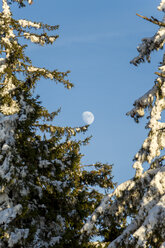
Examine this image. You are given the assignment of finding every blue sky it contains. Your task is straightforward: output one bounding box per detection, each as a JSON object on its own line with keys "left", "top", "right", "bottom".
{"left": 11, "top": 0, "right": 164, "bottom": 184}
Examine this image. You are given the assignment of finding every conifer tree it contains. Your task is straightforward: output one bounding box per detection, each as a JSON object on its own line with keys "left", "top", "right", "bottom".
{"left": 81, "top": 1, "right": 165, "bottom": 247}
{"left": 0, "top": 0, "right": 116, "bottom": 247}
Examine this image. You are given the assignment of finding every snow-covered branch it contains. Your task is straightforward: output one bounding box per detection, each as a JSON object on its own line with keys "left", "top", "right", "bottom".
{"left": 81, "top": 166, "right": 165, "bottom": 247}
{"left": 107, "top": 167, "right": 165, "bottom": 248}
{"left": 130, "top": 2, "right": 165, "bottom": 66}
{"left": 126, "top": 85, "right": 156, "bottom": 122}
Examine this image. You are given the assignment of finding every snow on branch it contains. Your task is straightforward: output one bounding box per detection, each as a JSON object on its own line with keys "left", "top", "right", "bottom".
{"left": 80, "top": 178, "right": 135, "bottom": 235}
{"left": 34, "top": 123, "right": 88, "bottom": 137}
{"left": 130, "top": 11, "right": 165, "bottom": 66}
{"left": 160, "top": 242, "right": 165, "bottom": 248}
{"left": 0, "top": 204, "right": 22, "bottom": 225}
{"left": 126, "top": 85, "right": 157, "bottom": 122}
{"left": 158, "top": 0, "right": 165, "bottom": 12}
{"left": 18, "top": 19, "right": 59, "bottom": 31}
{"left": 23, "top": 32, "right": 58, "bottom": 45}
{"left": 107, "top": 168, "right": 165, "bottom": 248}
{"left": 15, "top": 15, "right": 59, "bottom": 46}
{"left": 126, "top": 69, "right": 165, "bottom": 177}
{"left": 10, "top": 0, "right": 33, "bottom": 7}
{"left": 0, "top": 77, "right": 20, "bottom": 115}
{"left": 0, "top": 58, "right": 7, "bottom": 73}
{"left": 81, "top": 167, "right": 165, "bottom": 248}
{"left": 8, "top": 229, "right": 29, "bottom": 248}
{"left": 27, "top": 66, "right": 73, "bottom": 89}
{"left": 2, "top": 0, "right": 11, "bottom": 17}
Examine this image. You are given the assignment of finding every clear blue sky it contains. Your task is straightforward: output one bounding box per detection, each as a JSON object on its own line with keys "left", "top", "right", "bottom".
{"left": 11, "top": 0, "right": 164, "bottom": 184}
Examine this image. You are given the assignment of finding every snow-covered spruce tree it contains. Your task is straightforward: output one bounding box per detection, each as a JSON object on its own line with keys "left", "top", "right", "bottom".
{"left": 0, "top": 0, "right": 116, "bottom": 247}
{"left": 81, "top": 1, "right": 165, "bottom": 248}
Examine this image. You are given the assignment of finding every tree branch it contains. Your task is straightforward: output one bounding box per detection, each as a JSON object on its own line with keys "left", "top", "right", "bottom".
{"left": 155, "top": 71, "right": 165, "bottom": 77}
{"left": 136, "top": 13, "right": 165, "bottom": 27}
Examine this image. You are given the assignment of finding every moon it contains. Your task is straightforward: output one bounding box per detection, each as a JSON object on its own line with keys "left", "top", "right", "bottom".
{"left": 82, "top": 111, "right": 94, "bottom": 125}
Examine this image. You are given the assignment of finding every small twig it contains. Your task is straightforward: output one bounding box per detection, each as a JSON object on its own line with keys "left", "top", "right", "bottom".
{"left": 80, "top": 164, "right": 96, "bottom": 168}
{"left": 136, "top": 13, "right": 165, "bottom": 27}
{"left": 155, "top": 72, "right": 165, "bottom": 77}
{"left": 150, "top": 155, "right": 165, "bottom": 169}
{"left": 0, "top": 50, "right": 7, "bottom": 53}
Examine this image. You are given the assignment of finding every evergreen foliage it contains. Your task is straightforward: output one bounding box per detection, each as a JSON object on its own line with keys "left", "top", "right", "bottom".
{"left": 0, "top": 0, "right": 116, "bottom": 247}
{"left": 81, "top": 1, "right": 165, "bottom": 247}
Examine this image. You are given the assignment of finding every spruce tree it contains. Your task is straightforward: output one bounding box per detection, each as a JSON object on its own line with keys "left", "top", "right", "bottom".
{"left": 81, "top": 1, "right": 165, "bottom": 247}
{"left": 0, "top": 0, "right": 116, "bottom": 247}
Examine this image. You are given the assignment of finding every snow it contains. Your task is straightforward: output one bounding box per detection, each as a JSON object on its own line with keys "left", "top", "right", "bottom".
{"left": 0, "top": 77, "right": 20, "bottom": 115}
{"left": 39, "top": 159, "right": 51, "bottom": 168}
{"left": 54, "top": 159, "right": 66, "bottom": 170}
{"left": 39, "top": 176, "right": 65, "bottom": 193}
{"left": 0, "top": 205, "right": 22, "bottom": 225}
{"left": 0, "top": 58, "right": 6, "bottom": 66}
{"left": 24, "top": 32, "right": 57, "bottom": 45}
{"left": 0, "top": 193, "right": 9, "bottom": 206}
{"left": 107, "top": 169, "right": 165, "bottom": 247}
{"left": 126, "top": 74, "right": 165, "bottom": 176}
{"left": 158, "top": 0, "right": 165, "bottom": 11}
{"left": 160, "top": 242, "right": 165, "bottom": 248}
{"left": 25, "top": 33, "right": 41, "bottom": 43}
{"left": 20, "top": 187, "right": 29, "bottom": 196}
{"left": 126, "top": 86, "right": 156, "bottom": 119}
{"left": 131, "top": 195, "right": 165, "bottom": 247}
{"left": 0, "top": 155, "right": 11, "bottom": 181}
{"left": 33, "top": 229, "right": 62, "bottom": 248}
{"left": 18, "top": 19, "right": 41, "bottom": 29}
{"left": 154, "top": 27, "right": 165, "bottom": 45}
{"left": 49, "top": 236, "right": 61, "bottom": 246}
{"left": 8, "top": 229, "right": 29, "bottom": 247}
{"left": 2, "top": 144, "right": 10, "bottom": 151}
{"left": 19, "top": 95, "right": 34, "bottom": 122}
{"left": 130, "top": 13, "right": 165, "bottom": 66}
{"left": 0, "top": 63, "right": 7, "bottom": 73}
{"left": 2, "top": 0, "right": 11, "bottom": 17}
{"left": 27, "top": 66, "right": 54, "bottom": 80}
{"left": 0, "top": 114, "right": 17, "bottom": 144}
{"left": 81, "top": 166, "right": 165, "bottom": 247}
{"left": 81, "top": 179, "right": 135, "bottom": 234}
